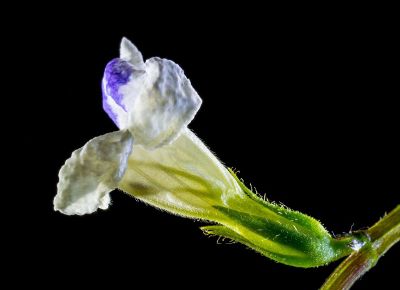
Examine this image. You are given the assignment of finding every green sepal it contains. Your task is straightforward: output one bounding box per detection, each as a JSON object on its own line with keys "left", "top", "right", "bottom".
{"left": 214, "top": 205, "right": 320, "bottom": 255}
{"left": 199, "top": 169, "right": 357, "bottom": 268}
{"left": 210, "top": 206, "right": 354, "bottom": 267}
{"left": 229, "top": 168, "right": 329, "bottom": 238}
{"left": 202, "top": 225, "right": 317, "bottom": 267}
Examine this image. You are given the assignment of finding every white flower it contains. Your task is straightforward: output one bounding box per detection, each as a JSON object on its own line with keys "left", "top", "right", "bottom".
{"left": 54, "top": 38, "right": 242, "bottom": 217}
{"left": 53, "top": 39, "right": 353, "bottom": 269}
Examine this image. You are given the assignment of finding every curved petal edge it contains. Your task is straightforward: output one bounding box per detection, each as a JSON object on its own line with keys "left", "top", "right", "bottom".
{"left": 54, "top": 130, "right": 133, "bottom": 215}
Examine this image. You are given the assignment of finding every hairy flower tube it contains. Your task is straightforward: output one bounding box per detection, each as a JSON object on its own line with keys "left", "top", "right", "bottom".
{"left": 54, "top": 38, "right": 362, "bottom": 268}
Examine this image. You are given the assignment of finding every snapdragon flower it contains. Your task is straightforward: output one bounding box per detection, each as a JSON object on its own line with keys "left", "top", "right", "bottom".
{"left": 54, "top": 38, "right": 361, "bottom": 267}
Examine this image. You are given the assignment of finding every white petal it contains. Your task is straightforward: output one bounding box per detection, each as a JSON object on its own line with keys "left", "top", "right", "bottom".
{"left": 54, "top": 130, "right": 133, "bottom": 215}
{"left": 119, "top": 129, "right": 242, "bottom": 220}
{"left": 120, "top": 37, "right": 145, "bottom": 70}
{"left": 119, "top": 57, "right": 202, "bottom": 149}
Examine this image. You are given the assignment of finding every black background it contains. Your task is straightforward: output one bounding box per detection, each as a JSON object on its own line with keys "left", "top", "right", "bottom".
{"left": 14, "top": 6, "right": 399, "bottom": 289}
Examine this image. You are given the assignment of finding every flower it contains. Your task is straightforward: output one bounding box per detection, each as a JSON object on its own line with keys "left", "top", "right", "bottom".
{"left": 54, "top": 37, "right": 241, "bottom": 217}
{"left": 54, "top": 38, "right": 358, "bottom": 268}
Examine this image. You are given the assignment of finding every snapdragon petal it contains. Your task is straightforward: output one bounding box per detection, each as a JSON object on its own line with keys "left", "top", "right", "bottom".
{"left": 54, "top": 130, "right": 133, "bottom": 215}
{"left": 102, "top": 38, "right": 202, "bottom": 149}
{"left": 119, "top": 129, "right": 243, "bottom": 221}
{"left": 102, "top": 58, "right": 144, "bottom": 128}
{"left": 120, "top": 37, "right": 145, "bottom": 69}
{"left": 123, "top": 57, "right": 202, "bottom": 148}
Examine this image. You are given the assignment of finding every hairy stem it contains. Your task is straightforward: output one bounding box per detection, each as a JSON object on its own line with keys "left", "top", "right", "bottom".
{"left": 321, "top": 205, "right": 400, "bottom": 290}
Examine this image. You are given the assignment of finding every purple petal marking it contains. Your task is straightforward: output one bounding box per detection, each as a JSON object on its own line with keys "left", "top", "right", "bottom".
{"left": 102, "top": 58, "right": 134, "bottom": 126}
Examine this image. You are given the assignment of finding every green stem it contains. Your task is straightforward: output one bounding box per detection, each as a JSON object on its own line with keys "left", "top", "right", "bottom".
{"left": 321, "top": 205, "right": 400, "bottom": 290}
